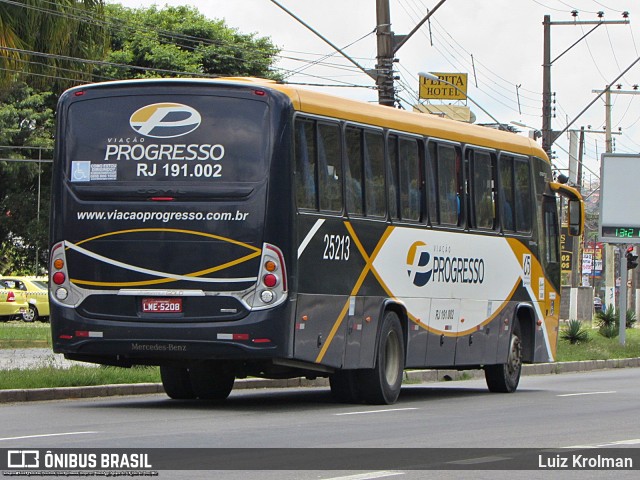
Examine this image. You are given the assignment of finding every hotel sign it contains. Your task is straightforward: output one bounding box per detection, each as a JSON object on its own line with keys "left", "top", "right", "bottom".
{"left": 419, "top": 73, "right": 468, "bottom": 100}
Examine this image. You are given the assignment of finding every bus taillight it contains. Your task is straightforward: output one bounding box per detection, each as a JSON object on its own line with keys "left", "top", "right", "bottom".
{"left": 263, "top": 274, "right": 277, "bottom": 288}
{"left": 50, "top": 241, "right": 70, "bottom": 301}
{"left": 52, "top": 272, "right": 66, "bottom": 285}
{"left": 247, "top": 243, "right": 288, "bottom": 310}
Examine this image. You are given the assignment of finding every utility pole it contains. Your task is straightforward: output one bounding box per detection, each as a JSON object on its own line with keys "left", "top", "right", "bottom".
{"left": 375, "top": 0, "right": 394, "bottom": 106}
{"left": 273, "top": 0, "right": 448, "bottom": 107}
{"left": 373, "top": 0, "right": 448, "bottom": 106}
{"left": 541, "top": 13, "right": 629, "bottom": 158}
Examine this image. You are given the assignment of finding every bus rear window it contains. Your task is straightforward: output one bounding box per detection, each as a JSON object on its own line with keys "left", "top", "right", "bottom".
{"left": 64, "top": 94, "right": 269, "bottom": 185}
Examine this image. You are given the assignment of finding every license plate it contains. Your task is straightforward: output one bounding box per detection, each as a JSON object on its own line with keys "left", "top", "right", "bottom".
{"left": 141, "top": 298, "right": 182, "bottom": 313}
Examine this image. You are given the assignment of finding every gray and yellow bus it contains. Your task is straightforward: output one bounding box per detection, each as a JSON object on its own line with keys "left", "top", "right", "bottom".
{"left": 49, "top": 77, "right": 583, "bottom": 404}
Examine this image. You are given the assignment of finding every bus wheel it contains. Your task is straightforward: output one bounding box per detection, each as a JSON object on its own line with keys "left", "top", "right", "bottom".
{"left": 189, "top": 362, "right": 235, "bottom": 401}
{"left": 160, "top": 366, "right": 196, "bottom": 400}
{"left": 485, "top": 321, "right": 522, "bottom": 393}
{"left": 358, "top": 311, "right": 404, "bottom": 405}
{"left": 329, "top": 370, "right": 361, "bottom": 403}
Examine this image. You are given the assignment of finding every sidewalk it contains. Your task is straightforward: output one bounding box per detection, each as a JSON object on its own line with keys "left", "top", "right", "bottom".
{"left": 1, "top": 348, "right": 639, "bottom": 403}
{"left": 0, "top": 348, "right": 93, "bottom": 370}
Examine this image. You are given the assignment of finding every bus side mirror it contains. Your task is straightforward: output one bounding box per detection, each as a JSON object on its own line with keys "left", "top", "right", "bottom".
{"left": 568, "top": 198, "right": 583, "bottom": 236}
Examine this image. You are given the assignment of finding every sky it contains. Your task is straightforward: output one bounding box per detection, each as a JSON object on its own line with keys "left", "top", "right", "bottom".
{"left": 113, "top": 0, "right": 640, "bottom": 185}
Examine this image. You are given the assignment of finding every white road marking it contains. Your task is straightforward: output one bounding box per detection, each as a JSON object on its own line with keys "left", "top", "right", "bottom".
{"left": 0, "top": 431, "right": 98, "bottom": 442}
{"left": 334, "top": 408, "right": 418, "bottom": 416}
{"left": 447, "top": 455, "right": 512, "bottom": 465}
{"left": 557, "top": 391, "right": 616, "bottom": 397}
{"left": 322, "top": 471, "right": 404, "bottom": 480}
{"left": 565, "top": 439, "right": 640, "bottom": 448}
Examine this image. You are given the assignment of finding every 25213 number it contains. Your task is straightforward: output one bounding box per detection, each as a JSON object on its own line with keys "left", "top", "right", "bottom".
{"left": 323, "top": 234, "right": 351, "bottom": 261}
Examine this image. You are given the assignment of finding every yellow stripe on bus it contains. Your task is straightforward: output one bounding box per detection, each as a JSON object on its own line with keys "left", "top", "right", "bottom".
{"left": 69, "top": 228, "right": 262, "bottom": 287}
{"left": 314, "top": 224, "right": 394, "bottom": 364}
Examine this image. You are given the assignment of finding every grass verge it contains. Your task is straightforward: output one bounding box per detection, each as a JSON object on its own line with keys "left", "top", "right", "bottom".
{"left": 556, "top": 326, "right": 640, "bottom": 362}
{"left": 0, "top": 321, "right": 50, "bottom": 348}
{"left": 0, "top": 365, "right": 160, "bottom": 390}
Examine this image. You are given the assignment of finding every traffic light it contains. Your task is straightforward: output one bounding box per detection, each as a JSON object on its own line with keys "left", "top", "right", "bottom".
{"left": 626, "top": 246, "right": 638, "bottom": 270}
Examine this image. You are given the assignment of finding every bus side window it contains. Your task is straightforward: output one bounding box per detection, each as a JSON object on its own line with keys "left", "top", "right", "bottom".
{"left": 387, "top": 134, "right": 400, "bottom": 220}
{"left": 426, "top": 142, "right": 438, "bottom": 224}
{"left": 398, "top": 137, "right": 421, "bottom": 221}
{"left": 469, "top": 149, "right": 497, "bottom": 230}
{"left": 364, "top": 130, "right": 386, "bottom": 217}
{"left": 499, "top": 155, "right": 532, "bottom": 233}
{"left": 345, "top": 126, "right": 364, "bottom": 215}
{"left": 317, "top": 122, "right": 343, "bottom": 213}
{"left": 294, "top": 118, "right": 317, "bottom": 210}
{"left": 437, "top": 144, "right": 461, "bottom": 226}
{"left": 499, "top": 155, "right": 515, "bottom": 231}
{"left": 543, "top": 195, "right": 560, "bottom": 264}
{"left": 514, "top": 158, "right": 532, "bottom": 232}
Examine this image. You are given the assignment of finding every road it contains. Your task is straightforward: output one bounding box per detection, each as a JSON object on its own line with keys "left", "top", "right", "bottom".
{"left": 1, "top": 368, "right": 639, "bottom": 479}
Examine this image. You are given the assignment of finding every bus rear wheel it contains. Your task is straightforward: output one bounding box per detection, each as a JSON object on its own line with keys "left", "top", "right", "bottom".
{"left": 485, "top": 321, "right": 522, "bottom": 393}
{"left": 160, "top": 366, "right": 196, "bottom": 400}
{"left": 189, "top": 362, "right": 235, "bottom": 401}
{"left": 358, "top": 311, "right": 404, "bottom": 405}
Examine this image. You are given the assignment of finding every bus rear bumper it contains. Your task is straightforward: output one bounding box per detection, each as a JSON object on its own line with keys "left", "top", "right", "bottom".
{"left": 50, "top": 305, "right": 290, "bottom": 367}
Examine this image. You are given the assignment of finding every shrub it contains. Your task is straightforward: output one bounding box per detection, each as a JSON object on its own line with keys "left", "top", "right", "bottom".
{"left": 595, "top": 305, "right": 619, "bottom": 338}
{"left": 599, "top": 323, "right": 619, "bottom": 339}
{"left": 626, "top": 309, "right": 637, "bottom": 329}
{"left": 560, "top": 319, "right": 590, "bottom": 344}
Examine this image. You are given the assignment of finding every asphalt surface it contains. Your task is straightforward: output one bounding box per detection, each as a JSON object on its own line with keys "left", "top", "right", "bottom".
{"left": 1, "top": 347, "right": 640, "bottom": 403}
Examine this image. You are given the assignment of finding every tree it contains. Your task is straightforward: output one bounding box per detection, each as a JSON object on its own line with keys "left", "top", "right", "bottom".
{"left": 0, "top": 82, "right": 55, "bottom": 274}
{"left": 101, "top": 4, "right": 281, "bottom": 80}
{"left": 0, "top": 0, "right": 108, "bottom": 90}
{"left": 0, "top": 3, "right": 281, "bottom": 273}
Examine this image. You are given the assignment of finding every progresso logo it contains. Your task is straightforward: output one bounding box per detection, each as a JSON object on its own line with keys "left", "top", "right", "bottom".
{"left": 406, "top": 241, "right": 432, "bottom": 287}
{"left": 129, "top": 103, "right": 202, "bottom": 138}
{"left": 406, "top": 241, "right": 486, "bottom": 287}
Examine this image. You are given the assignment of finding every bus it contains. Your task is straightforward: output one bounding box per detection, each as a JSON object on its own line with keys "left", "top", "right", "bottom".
{"left": 49, "top": 77, "right": 583, "bottom": 404}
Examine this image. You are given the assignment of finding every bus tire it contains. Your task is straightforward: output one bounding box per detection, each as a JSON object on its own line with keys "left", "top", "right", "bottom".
{"left": 329, "top": 370, "right": 361, "bottom": 403}
{"left": 358, "top": 311, "right": 404, "bottom": 405}
{"left": 189, "top": 363, "right": 235, "bottom": 401}
{"left": 485, "top": 320, "right": 522, "bottom": 393}
{"left": 160, "top": 366, "right": 196, "bottom": 400}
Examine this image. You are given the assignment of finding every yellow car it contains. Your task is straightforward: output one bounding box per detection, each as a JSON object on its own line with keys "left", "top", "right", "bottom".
{"left": 0, "top": 276, "right": 49, "bottom": 322}
{"left": 0, "top": 281, "right": 28, "bottom": 320}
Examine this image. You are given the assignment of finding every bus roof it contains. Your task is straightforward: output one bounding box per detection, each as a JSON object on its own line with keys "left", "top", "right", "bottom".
{"left": 65, "top": 77, "right": 549, "bottom": 163}
{"left": 217, "top": 77, "right": 548, "bottom": 163}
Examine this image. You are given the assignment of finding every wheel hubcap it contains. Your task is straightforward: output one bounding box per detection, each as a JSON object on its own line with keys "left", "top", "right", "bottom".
{"left": 507, "top": 335, "right": 522, "bottom": 377}
{"left": 384, "top": 330, "right": 400, "bottom": 385}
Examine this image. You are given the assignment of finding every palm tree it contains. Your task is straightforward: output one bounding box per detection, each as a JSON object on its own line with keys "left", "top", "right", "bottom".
{"left": 0, "top": 0, "right": 108, "bottom": 91}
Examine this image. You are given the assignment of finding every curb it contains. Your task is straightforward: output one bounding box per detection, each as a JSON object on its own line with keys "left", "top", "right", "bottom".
{"left": 2, "top": 358, "right": 639, "bottom": 404}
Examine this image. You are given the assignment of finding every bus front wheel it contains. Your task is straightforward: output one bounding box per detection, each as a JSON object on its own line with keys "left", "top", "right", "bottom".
{"left": 358, "top": 311, "right": 405, "bottom": 405}
{"left": 484, "top": 321, "right": 522, "bottom": 393}
{"left": 160, "top": 366, "right": 196, "bottom": 400}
